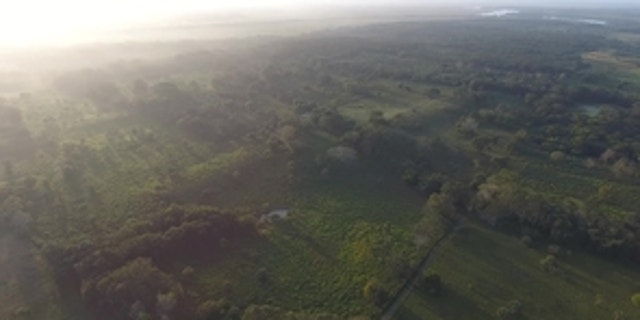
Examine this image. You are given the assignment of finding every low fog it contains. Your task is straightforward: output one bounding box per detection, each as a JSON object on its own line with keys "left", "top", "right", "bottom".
{"left": 1, "top": 1, "right": 639, "bottom": 94}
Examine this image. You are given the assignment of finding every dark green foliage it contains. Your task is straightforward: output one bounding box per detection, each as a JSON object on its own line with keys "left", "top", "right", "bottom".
{"left": 369, "top": 110, "right": 387, "bottom": 126}
{"left": 41, "top": 205, "right": 257, "bottom": 319}
{"left": 520, "top": 235, "right": 533, "bottom": 248}
{"left": 67, "top": 206, "right": 256, "bottom": 282}
{"left": 496, "top": 300, "right": 523, "bottom": 320}
{"left": 423, "top": 192, "right": 458, "bottom": 222}
{"left": 13, "top": 306, "right": 31, "bottom": 317}
{"left": 255, "top": 268, "right": 269, "bottom": 285}
{"left": 240, "top": 305, "right": 340, "bottom": 320}
{"left": 388, "top": 257, "right": 412, "bottom": 281}
{"left": 631, "top": 293, "right": 640, "bottom": 307}
{"left": 0, "top": 104, "right": 34, "bottom": 158}
{"left": 474, "top": 170, "right": 640, "bottom": 264}
{"left": 418, "top": 174, "right": 445, "bottom": 196}
{"left": 349, "top": 125, "right": 419, "bottom": 163}
{"left": 181, "top": 266, "right": 195, "bottom": 278}
{"left": 539, "top": 255, "right": 560, "bottom": 274}
{"left": 425, "top": 88, "right": 441, "bottom": 99}
{"left": 548, "top": 244, "right": 563, "bottom": 256}
{"left": 363, "top": 279, "right": 389, "bottom": 307}
{"left": 53, "top": 70, "right": 127, "bottom": 110}
{"left": 197, "top": 299, "right": 234, "bottom": 320}
{"left": 413, "top": 198, "right": 452, "bottom": 248}
{"left": 314, "top": 107, "right": 354, "bottom": 136}
{"left": 241, "top": 305, "right": 284, "bottom": 320}
{"left": 222, "top": 280, "right": 234, "bottom": 296}
{"left": 82, "top": 258, "right": 183, "bottom": 319}
{"left": 402, "top": 167, "right": 420, "bottom": 187}
{"left": 614, "top": 310, "right": 628, "bottom": 320}
{"left": 136, "top": 314, "right": 152, "bottom": 320}
{"left": 420, "top": 273, "right": 443, "bottom": 297}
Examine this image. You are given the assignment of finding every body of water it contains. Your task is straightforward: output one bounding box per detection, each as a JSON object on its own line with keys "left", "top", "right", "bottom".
{"left": 543, "top": 16, "right": 607, "bottom": 25}
{"left": 579, "top": 105, "right": 602, "bottom": 117}
{"left": 480, "top": 9, "right": 519, "bottom": 17}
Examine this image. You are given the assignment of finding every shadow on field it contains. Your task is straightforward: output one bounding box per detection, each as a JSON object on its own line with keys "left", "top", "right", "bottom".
{"left": 395, "top": 287, "right": 494, "bottom": 320}
{"left": 275, "top": 219, "right": 335, "bottom": 261}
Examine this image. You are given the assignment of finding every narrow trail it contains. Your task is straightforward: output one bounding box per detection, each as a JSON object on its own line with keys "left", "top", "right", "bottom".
{"left": 380, "top": 218, "right": 466, "bottom": 320}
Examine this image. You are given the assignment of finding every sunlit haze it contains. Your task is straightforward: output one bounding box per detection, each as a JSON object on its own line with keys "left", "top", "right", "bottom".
{"left": 0, "top": 0, "right": 636, "bottom": 46}
{"left": 0, "top": 0, "right": 305, "bottom": 47}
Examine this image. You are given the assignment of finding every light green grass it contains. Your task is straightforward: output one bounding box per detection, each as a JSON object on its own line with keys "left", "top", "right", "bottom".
{"left": 397, "top": 223, "right": 640, "bottom": 320}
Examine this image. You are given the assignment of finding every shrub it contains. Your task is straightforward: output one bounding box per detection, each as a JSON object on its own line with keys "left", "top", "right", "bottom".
{"left": 256, "top": 268, "right": 269, "bottom": 285}
{"left": 426, "top": 88, "right": 441, "bottom": 99}
{"left": 363, "top": 279, "right": 389, "bottom": 307}
{"left": 496, "top": 300, "right": 523, "bottom": 319}
{"left": 135, "top": 313, "right": 152, "bottom": 320}
{"left": 13, "top": 306, "right": 31, "bottom": 317}
{"left": 550, "top": 151, "right": 566, "bottom": 162}
{"left": 326, "top": 146, "right": 358, "bottom": 164}
{"left": 631, "top": 293, "right": 640, "bottom": 307}
{"left": 520, "top": 235, "right": 533, "bottom": 248}
{"left": 402, "top": 167, "right": 419, "bottom": 187}
{"left": 181, "top": 266, "right": 195, "bottom": 278}
{"left": 612, "top": 158, "right": 637, "bottom": 177}
{"left": 418, "top": 174, "right": 445, "bottom": 196}
{"left": 88, "top": 258, "right": 183, "bottom": 319}
{"left": 547, "top": 244, "right": 562, "bottom": 256}
{"left": 594, "top": 293, "right": 605, "bottom": 307}
{"left": 539, "top": 255, "right": 560, "bottom": 273}
{"left": 614, "top": 310, "right": 627, "bottom": 320}
{"left": 156, "top": 292, "right": 178, "bottom": 314}
{"left": 389, "top": 258, "right": 412, "bottom": 280}
{"left": 456, "top": 116, "right": 479, "bottom": 135}
{"left": 197, "top": 299, "right": 230, "bottom": 320}
{"left": 241, "top": 304, "right": 285, "bottom": 320}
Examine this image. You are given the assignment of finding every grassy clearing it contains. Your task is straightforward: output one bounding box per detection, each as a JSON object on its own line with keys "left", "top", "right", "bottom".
{"left": 582, "top": 51, "right": 640, "bottom": 83}
{"left": 397, "top": 223, "right": 640, "bottom": 320}
{"left": 582, "top": 51, "right": 640, "bottom": 70}
{"left": 190, "top": 148, "right": 294, "bottom": 209}
{"left": 336, "top": 79, "right": 454, "bottom": 123}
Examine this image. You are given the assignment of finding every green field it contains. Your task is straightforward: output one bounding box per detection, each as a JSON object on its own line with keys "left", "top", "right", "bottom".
{"left": 397, "top": 223, "right": 640, "bottom": 320}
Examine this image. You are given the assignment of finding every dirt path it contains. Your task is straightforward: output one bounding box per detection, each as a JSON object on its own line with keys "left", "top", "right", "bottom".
{"left": 380, "top": 218, "right": 466, "bottom": 320}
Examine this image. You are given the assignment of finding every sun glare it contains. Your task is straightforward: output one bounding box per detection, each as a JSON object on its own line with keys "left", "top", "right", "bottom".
{"left": 0, "top": 1, "right": 135, "bottom": 47}
{"left": 0, "top": 0, "right": 304, "bottom": 47}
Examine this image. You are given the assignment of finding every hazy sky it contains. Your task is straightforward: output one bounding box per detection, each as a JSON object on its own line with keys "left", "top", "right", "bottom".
{"left": 0, "top": 0, "right": 636, "bottom": 46}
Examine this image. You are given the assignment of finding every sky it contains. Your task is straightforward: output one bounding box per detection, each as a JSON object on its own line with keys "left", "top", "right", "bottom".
{"left": 0, "top": 0, "right": 636, "bottom": 47}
